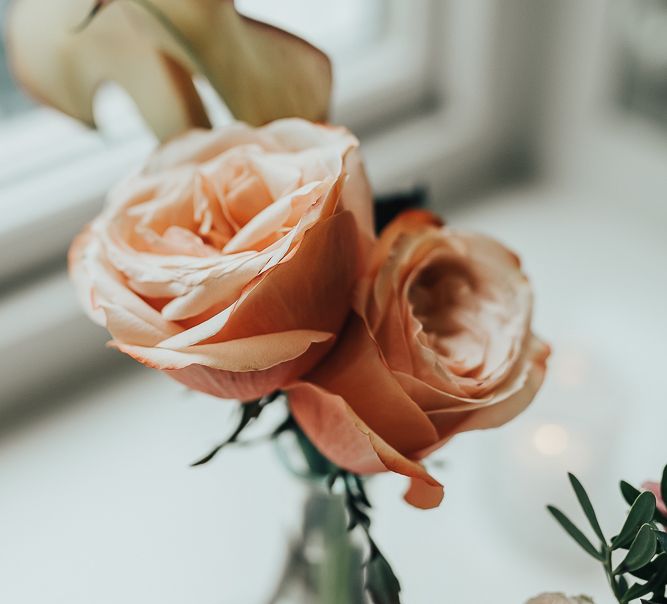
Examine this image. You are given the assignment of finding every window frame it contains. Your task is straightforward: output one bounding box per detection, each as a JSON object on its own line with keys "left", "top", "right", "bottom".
{"left": 538, "top": 0, "right": 667, "bottom": 201}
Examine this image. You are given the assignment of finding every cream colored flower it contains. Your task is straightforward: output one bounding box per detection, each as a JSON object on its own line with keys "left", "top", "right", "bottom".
{"left": 526, "top": 594, "right": 594, "bottom": 604}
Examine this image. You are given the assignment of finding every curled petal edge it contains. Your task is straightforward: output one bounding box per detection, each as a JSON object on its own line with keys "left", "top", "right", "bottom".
{"left": 288, "top": 381, "right": 443, "bottom": 509}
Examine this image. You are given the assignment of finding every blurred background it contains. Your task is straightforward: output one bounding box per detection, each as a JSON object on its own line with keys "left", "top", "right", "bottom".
{"left": 1, "top": 1, "right": 666, "bottom": 602}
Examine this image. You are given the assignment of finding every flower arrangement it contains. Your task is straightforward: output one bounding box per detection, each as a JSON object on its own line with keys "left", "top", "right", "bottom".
{"left": 6, "top": 1, "right": 551, "bottom": 601}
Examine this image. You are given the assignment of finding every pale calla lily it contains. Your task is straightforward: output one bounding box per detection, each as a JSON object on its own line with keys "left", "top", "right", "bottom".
{"left": 7, "top": 0, "right": 332, "bottom": 140}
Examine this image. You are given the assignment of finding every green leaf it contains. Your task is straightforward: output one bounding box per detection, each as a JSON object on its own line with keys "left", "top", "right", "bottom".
{"left": 622, "top": 556, "right": 667, "bottom": 602}
{"left": 547, "top": 505, "right": 603, "bottom": 560}
{"left": 631, "top": 553, "right": 666, "bottom": 580}
{"left": 569, "top": 473, "right": 606, "bottom": 543}
{"left": 661, "top": 465, "right": 667, "bottom": 511}
{"left": 366, "top": 551, "right": 402, "bottom": 604}
{"left": 655, "top": 530, "right": 667, "bottom": 554}
{"left": 621, "top": 481, "right": 642, "bottom": 507}
{"left": 190, "top": 395, "right": 277, "bottom": 466}
{"left": 613, "top": 492, "right": 658, "bottom": 550}
{"left": 617, "top": 524, "right": 658, "bottom": 574}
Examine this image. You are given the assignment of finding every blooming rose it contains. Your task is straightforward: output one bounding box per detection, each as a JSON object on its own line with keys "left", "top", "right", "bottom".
{"left": 70, "top": 118, "right": 374, "bottom": 400}
{"left": 288, "top": 211, "right": 550, "bottom": 508}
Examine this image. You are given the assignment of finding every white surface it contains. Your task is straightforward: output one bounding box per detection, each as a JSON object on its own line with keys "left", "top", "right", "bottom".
{"left": 1, "top": 183, "right": 666, "bottom": 603}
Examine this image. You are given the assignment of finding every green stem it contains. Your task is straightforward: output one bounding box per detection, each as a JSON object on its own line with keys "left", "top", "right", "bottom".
{"left": 294, "top": 423, "right": 337, "bottom": 477}
{"left": 603, "top": 545, "right": 625, "bottom": 603}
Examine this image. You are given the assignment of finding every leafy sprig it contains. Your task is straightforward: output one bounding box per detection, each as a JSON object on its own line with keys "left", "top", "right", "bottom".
{"left": 190, "top": 391, "right": 283, "bottom": 466}
{"left": 191, "top": 392, "right": 402, "bottom": 603}
{"left": 327, "top": 469, "right": 402, "bottom": 604}
{"left": 548, "top": 466, "right": 667, "bottom": 603}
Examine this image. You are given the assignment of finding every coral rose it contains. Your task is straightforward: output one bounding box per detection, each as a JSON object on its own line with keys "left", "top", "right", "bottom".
{"left": 70, "top": 118, "right": 374, "bottom": 400}
{"left": 288, "top": 211, "right": 550, "bottom": 509}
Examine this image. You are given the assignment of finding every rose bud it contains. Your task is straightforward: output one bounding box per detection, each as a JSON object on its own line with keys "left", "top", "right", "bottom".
{"left": 70, "top": 119, "right": 374, "bottom": 400}
{"left": 288, "top": 210, "right": 550, "bottom": 509}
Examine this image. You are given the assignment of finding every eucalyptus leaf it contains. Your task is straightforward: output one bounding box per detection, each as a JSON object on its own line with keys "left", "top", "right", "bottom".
{"left": 547, "top": 505, "right": 603, "bottom": 560}
{"left": 366, "top": 552, "right": 402, "bottom": 604}
{"left": 661, "top": 465, "right": 667, "bottom": 512}
{"left": 569, "top": 473, "right": 606, "bottom": 543}
{"left": 613, "top": 492, "right": 658, "bottom": 550}
{"left": 618, "top": 524, "right": 658, "bottom": 574}
{"left": 630, "top": 553, "right": 667, "bottom": 581}
{"left": 622, "top": 481, "right": 643, "bottom": 507}
{"left": 622, "top": 557, "right": 667, "bottom": 603}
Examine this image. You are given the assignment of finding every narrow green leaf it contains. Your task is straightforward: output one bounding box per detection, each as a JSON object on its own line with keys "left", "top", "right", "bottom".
{"left": 617, "top": 524, "right": 658, "bottom": 574}
{"left": 613, "top": 492, "right": 658, "bottom": 550}
{"left": 547, "top": 505, "right": 603, "bottom": 560}
{"left": 190, "top": 396, "right": 271, "bottom": 466}
{"left": 621, "top": 481, "right": 642, "bottom": 507}
{"left": 569, "top": 473, "right": 606, "bottom": 543}
{"left": 661, "top": 465, "right": 667, "bottom": 511}
{"left": 366, "top": 551, "right": 402, "bottom": 604}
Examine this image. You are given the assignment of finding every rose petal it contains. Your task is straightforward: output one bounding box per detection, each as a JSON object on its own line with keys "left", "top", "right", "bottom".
{"left": 306, "top": 314, "right": 439, "bottom": 454}
{"left": 217, "top": 211, "right": 359, "bottom": 343}
{"left": 288, "top": 381, "right": 443, "bottom": 509}
{"left": 414, "top": 335, "right": 550, "bottom": 459}
{"left": 115, "top": 329, "right": 334, "bottom": 372}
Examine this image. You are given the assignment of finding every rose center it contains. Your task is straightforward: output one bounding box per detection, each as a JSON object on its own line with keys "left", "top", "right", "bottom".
{"left": 408, "top": 259, "right": 486, "bottom": 372}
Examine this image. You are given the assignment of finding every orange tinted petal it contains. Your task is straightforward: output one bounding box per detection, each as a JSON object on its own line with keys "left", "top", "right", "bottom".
{"left": 306, "top": 314, "right": 438, "bottom": 454}
{"left": 414, "top": 335, "right": 550, "bottom": 459}
{"left": 164, "top": 337, "right": 333, "bottom": 401}
{"left": 219, "top": 211, "right": 359, "bottom": 341}
{"left": 288, "top": 382, "right": 443, "bottom": 509}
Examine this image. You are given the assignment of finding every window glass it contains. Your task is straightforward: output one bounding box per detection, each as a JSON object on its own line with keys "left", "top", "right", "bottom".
{"left": 614, "top": 0, "right": 667, "bottom": 127}
{"left": 0, "top": 0, "right": 32, "bottom": 117}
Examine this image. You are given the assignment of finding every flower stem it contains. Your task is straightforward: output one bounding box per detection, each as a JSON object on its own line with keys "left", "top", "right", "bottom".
{"left": 603, "top": 545, "right": 624, "bottom": 603}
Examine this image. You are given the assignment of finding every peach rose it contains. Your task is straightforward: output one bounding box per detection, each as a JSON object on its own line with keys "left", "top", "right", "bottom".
{"left": 70, "top": 118, "right": 374, "bottom": 400}
{"left": 288, "top": 211, "right": 550, "bottom": 509}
